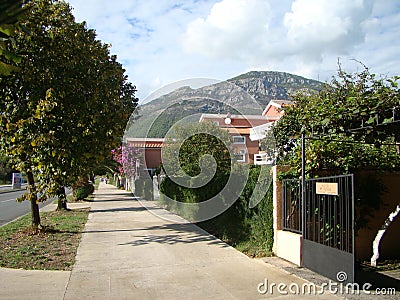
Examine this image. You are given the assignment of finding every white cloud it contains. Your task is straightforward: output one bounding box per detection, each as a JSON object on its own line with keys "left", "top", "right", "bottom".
{"left": 183, "top": 0, "right": 272, "bottom": 60}
{"left": 67, "top": 0, "right": 400, "bottom": 100}
{"left": 184, "top": 0, "right": 375, "bottom": 64}
{"left": 283, "top": 0, "right": 375, "bottom": 62}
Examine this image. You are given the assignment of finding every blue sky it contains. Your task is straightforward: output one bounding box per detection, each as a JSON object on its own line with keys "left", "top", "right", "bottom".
{"left": 67, "top": 0, "right": 400, "bottom": 102}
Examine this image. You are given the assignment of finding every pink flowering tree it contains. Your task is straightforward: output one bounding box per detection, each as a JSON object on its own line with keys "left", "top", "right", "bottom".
{"left": 111, "top": 145, "right": 141, "bottom": 180}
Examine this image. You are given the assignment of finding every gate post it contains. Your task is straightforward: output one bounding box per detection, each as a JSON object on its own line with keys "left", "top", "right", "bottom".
{"left": 301, "top": 132, "right": 306, "bottom": 266}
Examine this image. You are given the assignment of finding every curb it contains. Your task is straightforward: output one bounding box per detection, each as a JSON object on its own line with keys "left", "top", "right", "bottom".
{"left": 0, "top": 188, "right": 26, "bottom": 194}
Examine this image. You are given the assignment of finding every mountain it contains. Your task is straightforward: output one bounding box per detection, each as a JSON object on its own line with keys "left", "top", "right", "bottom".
{"left": 228, "top": 71, "right": 324, "bottom": 108}
{"left": 125, "top": 71, "right": 325, "bottom": 138}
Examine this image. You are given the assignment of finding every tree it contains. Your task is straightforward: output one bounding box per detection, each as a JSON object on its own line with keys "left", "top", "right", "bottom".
{"left": 162, "top": 121, "right": 233, "bottom": 180}
{"left": 0, "top": 0, "right": 30, "bottom": 75}
{"left": 0, "top": 154, "right": 12, "bottom": 183}
{"left": 111, "top": 144, "right": 141, "bottom": 185}
{"left": 0, "top": 0, "right": 138, "bottom": 226}
{"left": 274, "top": 65, "right": 400, "bottom": 267}
{"left": 274, "top": 66, "right": 400, "bottom": 175}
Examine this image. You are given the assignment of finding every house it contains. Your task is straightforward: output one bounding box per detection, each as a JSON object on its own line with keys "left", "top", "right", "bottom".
{"left": 249, "top": 100, "right": 294, "bottom": 140}
{"left": 251, "top": 100, "right": 294, "bottom": 165}
{"left": 125, "top": 100, "right": 293, "bottom": 173}
{"left": 262, "top": 99, "right": 294, "bottom": 118}
{"left": 199, "top": 113, "right": 270, "bottom": 164}
{"left": 125, "top": 137, "right": 164, "bottom": 177}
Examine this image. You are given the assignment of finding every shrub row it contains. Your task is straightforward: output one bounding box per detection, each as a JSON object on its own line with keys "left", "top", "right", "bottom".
{"left": 75, "top": 182, "right": 94, "bottom": 200}
{"left": 159, "top": 166, "right": 274, "bottom": 252}
{"left": 134, "top": 178, "right": 154, "bottom": 200}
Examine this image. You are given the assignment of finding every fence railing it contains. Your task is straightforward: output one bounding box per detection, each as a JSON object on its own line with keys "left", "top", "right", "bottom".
{"left": 304, "top": 175, "right": 354, "bottom": 253}
{"left": 282, "top": 179, "right": 302, "bottom": 234}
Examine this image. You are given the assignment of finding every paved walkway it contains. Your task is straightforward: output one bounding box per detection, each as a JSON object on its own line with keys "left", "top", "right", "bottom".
{"left": 1, "top": 183, "right": 339, "bottom": 299}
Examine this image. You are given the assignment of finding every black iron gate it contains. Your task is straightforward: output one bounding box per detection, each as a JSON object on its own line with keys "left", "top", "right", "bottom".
{"left": 282, "top": 174, "right": 355, "bottom": 283}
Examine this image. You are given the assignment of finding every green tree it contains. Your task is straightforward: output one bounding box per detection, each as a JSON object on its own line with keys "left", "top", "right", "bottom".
{"left": 0, "top": 154, "right": 12, "bottom": 184}
{"left": 0, "top": 0, "right": 138, "bottom": 226}
{"left": 162, "top": 122, "right": 233, "bottom": 179}
{"left": 0, "top": 0, "right": 30, "bottom": 75}
{"left": 274, "top": 66, "right": 400, "bottom": 175}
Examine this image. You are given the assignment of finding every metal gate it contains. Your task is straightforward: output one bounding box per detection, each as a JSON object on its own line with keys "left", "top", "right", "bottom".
{"left": 282, "top": 174, "right": 355, "bottom": 283}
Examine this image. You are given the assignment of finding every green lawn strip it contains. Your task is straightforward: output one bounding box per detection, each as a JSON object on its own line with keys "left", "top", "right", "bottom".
{"left": 234, "top": 240, "right": 273, "bottom": 258}
{"left": 197, "top": 222, "right": 272, "bottom": 259}
{"left": 0, "top": 208, "right": 89, "bottom": 271}
{"left": 94, "top": 178, "right": 100, "bottom": 190}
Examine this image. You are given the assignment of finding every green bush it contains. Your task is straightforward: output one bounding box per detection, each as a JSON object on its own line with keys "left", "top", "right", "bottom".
{"left": 75, "top": 183, "right": 94, "bottom": 200}
{"left": 159, "top": 166, "right": 274, "bottom": 254}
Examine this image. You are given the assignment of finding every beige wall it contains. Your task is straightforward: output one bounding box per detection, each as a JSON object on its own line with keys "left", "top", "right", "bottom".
{"left": 272, "top": 165, "right": 302, "bottom": 266}
{"left": 275, "top": 231, "right": 302, "bottom": 266}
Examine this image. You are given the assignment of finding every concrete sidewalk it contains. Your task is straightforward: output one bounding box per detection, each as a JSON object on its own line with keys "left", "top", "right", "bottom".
{"left": 1, "top": 183, "right": 339, "bottom": 299}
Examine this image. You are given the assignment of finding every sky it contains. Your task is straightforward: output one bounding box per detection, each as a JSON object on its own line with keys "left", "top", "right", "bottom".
{"left": 67, "top": 0, "right": 400, "bottom": 103}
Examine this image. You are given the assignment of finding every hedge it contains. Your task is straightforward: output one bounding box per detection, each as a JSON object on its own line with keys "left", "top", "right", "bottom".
{"left": 134, "top": 178, "right": 154, "bottom": 200}
{"left": 75, "top": 183, "right": 94, "bottom": 200}
{"left": 159, "top": 166, "right": 274, "bottom": 252}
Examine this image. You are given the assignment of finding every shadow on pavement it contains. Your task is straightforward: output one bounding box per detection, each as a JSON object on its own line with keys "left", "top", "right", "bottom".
{"left": 356, "top": 266, "right": 400, "bottom": 291}
{"left": 90, "top": 197, "right": 139, "bottom": 203}
{"left": 82, "top": 222, "right": 230, "bottom": 248}
{"left": 90, "top": 206, "right": 148, "bottom": 213}
{"left": 118, "top": 233, "right": 229, "bottom": 247}
{"left": 118, "top": 223, "right": 230, "bottom": 248}
{"left": 93, "top": 193, "right": 135, "bottom": 198}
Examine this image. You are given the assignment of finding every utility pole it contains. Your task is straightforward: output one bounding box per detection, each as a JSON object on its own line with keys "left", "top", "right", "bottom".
{"left": 301, "top": 131, "right": 306, "bottom": 239}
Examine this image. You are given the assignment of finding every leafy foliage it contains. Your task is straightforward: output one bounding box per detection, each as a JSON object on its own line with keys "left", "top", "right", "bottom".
{"left": 274, "top": 66, "right": 400, "bottom": 176}
{"left": 75, "top": 184, "right": 94, "bottom": 201}
{"left": 0, "top": 0, "right": 30, "bottom": 75}
{"left": 274, "top": 66, "right": 400, "bottom": 232}
{"left": 111, "top": 145, "right": 141, "bottom": 179}
{"left": 161, "top": 165, "right": 275, "bottom": 254}
{"left": 0, "top": 0, "right": 138, "bottom": 225}
{"left": 162, "top": 122, "right": 233, "bottom": 177}
{"left": 0, "top": 154, "right": 13, "bottom": 183}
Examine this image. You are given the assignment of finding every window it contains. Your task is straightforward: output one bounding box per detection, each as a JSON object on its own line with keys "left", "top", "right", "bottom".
{"left": 235, "top": 150, "right": 246, "bottom": 162}
{"left": 232, "top": 136, "right": 245, "bottom": 144}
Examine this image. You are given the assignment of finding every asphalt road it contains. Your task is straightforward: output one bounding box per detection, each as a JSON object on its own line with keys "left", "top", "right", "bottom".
{"left": 0, "top": 190, "right": 55, "bottom": 226}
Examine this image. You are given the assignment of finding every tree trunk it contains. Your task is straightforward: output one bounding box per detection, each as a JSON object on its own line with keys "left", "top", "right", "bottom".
{"left": 57, "top": 185, "right": 68, "bottom": 210}
{"left": 26, "top": 170, "right": 41, "bottom": 228}
{"left": 370, "top": 203, "right": 400, "bottom": 267}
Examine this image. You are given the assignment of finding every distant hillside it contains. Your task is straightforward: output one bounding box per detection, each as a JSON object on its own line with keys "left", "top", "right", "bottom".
{"left": 125, "top": 71, "right": 325, "bottom": 138}
{"left": 228, "top": 71, "right": 324, "bottom": 108}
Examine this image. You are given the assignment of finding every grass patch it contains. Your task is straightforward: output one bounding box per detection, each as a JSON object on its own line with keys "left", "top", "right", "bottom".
{"left": 197, "top": 222, "right": 273, "bottom": 258}
{"left": 94, "top": 178, "right": 101, "bottom": 190}
{"left": 235, "top": 240, "right": 273, "bottom": 258}
{"left": 66, "top": 194, "right": 94, "bottom": 203}
{"left": 0, "top": 208, "right": 89, "bottom": 271}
